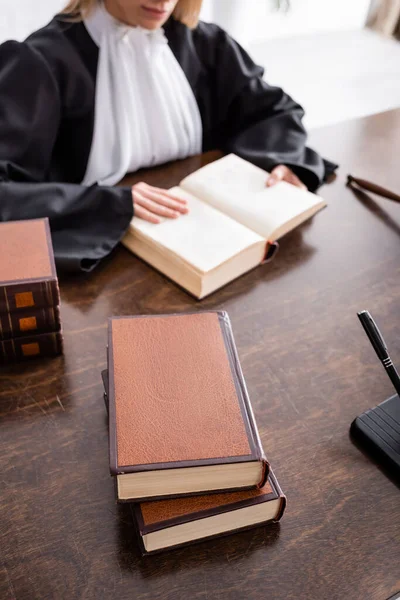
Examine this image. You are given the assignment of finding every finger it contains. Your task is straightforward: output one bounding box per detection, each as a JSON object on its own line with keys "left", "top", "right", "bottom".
{"left": 266, "top": 165, "right": 286, "bottom": 187}
{"left": 284, "top": 172, "right": 307, "bottom": 190}
{"left": 138, "top": 188, "right": 189, "bottom": 214}
{"left": 134, "top": 204, "right": 161, "bottom": 224}
{"left": 135, "top": 182, "right": 188, "bottom": 206}
{"left": 134, "top": 191, "right": 180, "bottom": 219}
{"left": 291, "top": 180, "right": 307, "bottom": 191}
{"left": 146, "top": 186, "right": 189, "bottom": 206}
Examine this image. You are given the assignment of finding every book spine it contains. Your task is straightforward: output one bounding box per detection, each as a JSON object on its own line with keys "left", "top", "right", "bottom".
{"left": 0, "top": 331, "right": 63, "bottom": 364}
{"left": 268, "top": 470, "right": 287, "bottom": 522}
{"left": 274, "top": 495, "right": 287, "bottom": 523}
{"left": 218, "top": 311, "right": 270, "bottom": 485}
{"left": 257, "top": 460, "right": 269, "bottom": 489}
{"left": 0, "top": 279, "right": 60, "bottom": 313}
{"left": 0, "top": 306, "right": 61, "bottom": 341}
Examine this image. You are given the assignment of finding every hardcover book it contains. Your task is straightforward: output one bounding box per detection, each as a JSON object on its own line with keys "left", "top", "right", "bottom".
{"left": 0, "top": 331, "right": 63, "bottom": 363}
{"left": 103, "top": 372, "right": 284, "bottom": 554}
{"left": 0, "top": 306, "right": 61, "bottom": 340}
{"left": 122, "top": 154, "right": 327, "bottom": 298}
{"left": 0, "top": 219, "right": 60, "bottom": 313}
{"left": 134, "top": 470, "right": 286, "bottom": 553}
{"left": 107, "top": 311, "right": 269, "bottom": 501}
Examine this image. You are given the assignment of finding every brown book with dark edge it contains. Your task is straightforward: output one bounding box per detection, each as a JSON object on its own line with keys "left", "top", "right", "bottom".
{"left": 107, "top": 312, "right": 269, "bottom": 502}
{"left": 0, "top": 219, "right": 60, "bottom": 313}
{"left": 102, "top": 370, "right": 284, "bottom": 554}
{"left": 134, "top": 470, "right": 286, "bottom": 554}
{"left": 0, "top": 331, "right": 63, "bottom": 363}
{"left": 0, "top": 306, "right": 61, "bottom": 340}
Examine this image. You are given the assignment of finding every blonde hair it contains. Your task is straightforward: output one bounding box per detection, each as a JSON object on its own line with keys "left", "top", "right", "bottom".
{"left": 61, "top": 0, "right": 202, "bottom": 28}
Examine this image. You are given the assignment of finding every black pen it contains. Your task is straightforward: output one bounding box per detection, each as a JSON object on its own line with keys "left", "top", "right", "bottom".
{"left": 357, "top": 310, "right": 400, "bottom": 397}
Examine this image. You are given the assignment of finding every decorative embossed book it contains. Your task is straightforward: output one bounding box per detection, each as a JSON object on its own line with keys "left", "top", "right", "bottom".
{"left": 107, "top": 311, "right": 269, "bottom": 501}
{"left": 0, "top": 219, "right": 60, "bottom": 313}
{"left": 122, "top": 154, "right": 326, "bottom": 299}
{"left": 134, "top": 470, "right": 285, "bottom": 553}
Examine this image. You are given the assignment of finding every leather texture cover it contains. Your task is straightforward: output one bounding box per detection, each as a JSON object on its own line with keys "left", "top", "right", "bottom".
{"left": 133, "top": 470, "right": 286, "bottom": 553}
{"left": 107, "top": 312, "right": 268, "bottom": 480}
{"left": 0, "top": 306, "right": 61, "bottom": 340}
{"left": 0, "top": 219, "right": 59, "bottom": 313}
{"left": 0, "top": 331, "right": 63, "bottom": 363}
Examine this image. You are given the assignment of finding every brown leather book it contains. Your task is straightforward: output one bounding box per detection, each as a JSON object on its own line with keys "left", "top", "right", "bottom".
{"left": 0, "top": 306, "right": 61, "bottom": 340}
{"left": 107, "top": 312, "right": 269, "bottom": 501}
{"left": 134, "top": 470, "right": 286, "bottom": 554}
{"left": 0, "top": 219, "right": 60, "bottom": 313}
{"left": 0, "top": 331, "right": 63, "bottom": 363}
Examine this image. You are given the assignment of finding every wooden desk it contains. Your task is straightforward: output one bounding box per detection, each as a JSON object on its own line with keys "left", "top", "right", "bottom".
{"left": 1, "top": 109, "right": 400, "bottom": 600}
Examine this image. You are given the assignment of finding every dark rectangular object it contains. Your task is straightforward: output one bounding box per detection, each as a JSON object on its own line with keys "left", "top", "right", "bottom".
{"left": 351, "top": 394, "right": 400, "bottom": 477}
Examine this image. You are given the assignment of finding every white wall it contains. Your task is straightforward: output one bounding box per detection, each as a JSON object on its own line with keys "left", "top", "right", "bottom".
{"left": 0, "top": 1, "right": 397, "bottom": 135}
{"left": 0, "top": 0, "right": 372, "bottom": 44}
{"left": 201, "top": 0, "right": 372, "bottom": 46}
{"left": 0, "top": 0, "right": 65, "bottom": 42}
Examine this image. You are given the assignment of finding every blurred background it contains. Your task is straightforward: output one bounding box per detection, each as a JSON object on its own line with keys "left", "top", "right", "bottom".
{"left": 1, "top": 0, "right": 399, "bottom": 129}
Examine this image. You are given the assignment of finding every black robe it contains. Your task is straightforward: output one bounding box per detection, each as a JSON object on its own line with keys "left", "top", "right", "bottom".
{"left": 0, "top": 16, "right": 336, "bottom": 272}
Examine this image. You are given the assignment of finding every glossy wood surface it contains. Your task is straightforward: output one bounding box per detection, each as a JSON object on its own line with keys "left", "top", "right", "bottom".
{"left": 1, "top": 110, "right": 400, "bottom": 600}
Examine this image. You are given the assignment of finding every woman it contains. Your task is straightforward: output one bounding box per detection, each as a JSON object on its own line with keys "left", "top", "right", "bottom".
{"left": 0, "top": 0, "right": 335, "bottom": 271}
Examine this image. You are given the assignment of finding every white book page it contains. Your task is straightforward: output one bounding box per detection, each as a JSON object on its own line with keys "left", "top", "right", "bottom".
{"left": 129, "top": 188, "right": 265, "bottom": 275}
{"left": 180, "top": 154, "right": 326, "bottom": 240}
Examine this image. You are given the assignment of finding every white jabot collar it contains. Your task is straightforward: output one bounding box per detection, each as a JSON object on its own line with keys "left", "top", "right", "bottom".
{"left": 82, "top": 2, "right": 203, "bottom": 187}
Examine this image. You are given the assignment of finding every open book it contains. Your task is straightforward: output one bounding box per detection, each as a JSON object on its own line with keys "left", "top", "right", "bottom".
{"left": 122, "top": 154, "right": 326, "bottom": 299}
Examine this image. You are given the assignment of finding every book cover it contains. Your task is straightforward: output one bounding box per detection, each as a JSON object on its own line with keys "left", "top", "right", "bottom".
{"left": 0, "top": 331, "right": 63, "bottom": 363}
{"left": 107, "top": 311, "right": 269, "bottom": 500}
{"left": 0, "top": 219, "right": 60, "bottom": 313}
{"left": 134, "top": 470, "right": 286, "bottom": 554}
{"left": 0, "top": 306, "right": 61, "bottom": 340}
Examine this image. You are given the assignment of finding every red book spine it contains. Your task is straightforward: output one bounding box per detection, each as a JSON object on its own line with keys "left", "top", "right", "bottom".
{"left": 0, "top": 279, "right": 60, "bottom": 313}
{"left": 0, "top": 306, "right": 61, "bottom": 341}
{"left": 0, "top": 331, "right": 63, "bottom": 364}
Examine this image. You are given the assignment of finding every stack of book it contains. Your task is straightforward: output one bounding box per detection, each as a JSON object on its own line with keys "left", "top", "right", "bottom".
{"left": 0, "top": 219, "right": 63, "bottom": 364}
{"left": 102, "top": 311, "right": 285, "bottom": 554}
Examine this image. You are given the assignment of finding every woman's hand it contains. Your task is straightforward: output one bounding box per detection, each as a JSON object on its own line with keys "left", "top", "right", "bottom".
{"left": 132, "top": 182, "right": 189, "bottom": 224}
{"left": 266, "top": 165, "right": 307, "bottom": 191}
